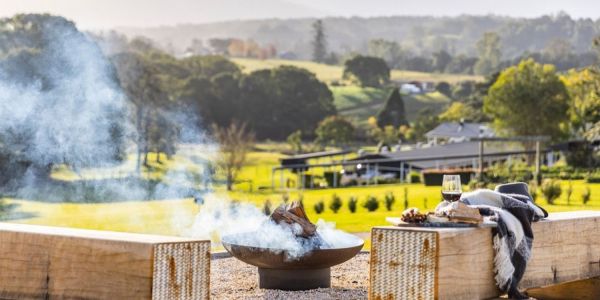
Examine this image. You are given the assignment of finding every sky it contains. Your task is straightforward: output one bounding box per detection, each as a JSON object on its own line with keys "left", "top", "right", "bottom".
{"left": 0, "top": 0, "right": 598, "bottom": 29}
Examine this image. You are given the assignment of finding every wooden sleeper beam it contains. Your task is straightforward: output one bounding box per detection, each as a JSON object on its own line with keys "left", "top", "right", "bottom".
{"left": 0, "top": 223, "right": 210, "bottom": 300}
{"left": 369, "top": 211, "right": 600, "bottom": 299}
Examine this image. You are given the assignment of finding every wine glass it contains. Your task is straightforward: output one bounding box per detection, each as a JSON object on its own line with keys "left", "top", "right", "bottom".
{"left": 441, "top": 175, "right": 462, "bottom": 202}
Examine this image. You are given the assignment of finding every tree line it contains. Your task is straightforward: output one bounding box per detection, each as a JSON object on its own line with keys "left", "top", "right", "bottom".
{"left": 119, "top": 13, "right": 600, "bottom": 65}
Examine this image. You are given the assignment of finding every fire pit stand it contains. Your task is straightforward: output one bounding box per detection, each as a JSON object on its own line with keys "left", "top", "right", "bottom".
{"left": 258, "top": 267, "right": 330, "bottom": 290}
{"left": 222, "top": 232, "right": 364, "bottom": 291}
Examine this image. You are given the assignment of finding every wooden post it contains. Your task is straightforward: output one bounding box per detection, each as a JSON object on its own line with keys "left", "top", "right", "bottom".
{"left": 478, "top": 140, "right": 484, "bottom": 179}
{"left": 0, "top": 223, "right": 210, "bottom": 299}
{"left": 271, "top": 168, "right": 275, "bottom": 190}
{"left": 400, "top": 162, "right": 405, "bottom": 183}
{"left": 535, "top": 141, "right": 541, "bottom": 185}
{"left": 333, "top": 168, "right": 338, "bottom": 188}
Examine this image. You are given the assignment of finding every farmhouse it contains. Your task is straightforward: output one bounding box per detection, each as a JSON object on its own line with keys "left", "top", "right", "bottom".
{"left": 425, "top": 121, "right": 494, "bottom": 145}
{"left": 272, "top": 121, "right": 558, "bottom": 189}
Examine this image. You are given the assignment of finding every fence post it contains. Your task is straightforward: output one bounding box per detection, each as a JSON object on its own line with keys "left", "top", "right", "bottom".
{"left": 478, "top": 140, "right": 484, "bottom": 180}
{"left": 400, "top": 162, "right": 405, "bottom": 183}
{"left": 535, "top": 141, "right": 541, "bottom": 185}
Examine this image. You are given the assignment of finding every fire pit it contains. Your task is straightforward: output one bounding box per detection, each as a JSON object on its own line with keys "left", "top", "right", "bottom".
{"left": 222, "top": 231, "right": 364, "bottom": 290}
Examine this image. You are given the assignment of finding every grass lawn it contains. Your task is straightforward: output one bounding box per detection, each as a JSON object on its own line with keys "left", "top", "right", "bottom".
{"left": 6, "top": 180, "right": 600, "bottom": 232}
{"left": 232, "top": 58, "right": 483, "bottom": 84}
{"left": 3, "top": 147, "right": 600, "bottom": 251}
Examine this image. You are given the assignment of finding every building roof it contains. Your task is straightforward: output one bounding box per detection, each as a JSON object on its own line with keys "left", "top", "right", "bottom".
{"left": 383, "top": 141, "right": 515, "bottom": 160}
{"left": 280, "top": 150, "right": 353, "bottom": 167}
{"left": 425, "top": 122, "right": 494, "bottom": 139}
{"left": 353, "top": 141, "right": 537, "bottom": 170}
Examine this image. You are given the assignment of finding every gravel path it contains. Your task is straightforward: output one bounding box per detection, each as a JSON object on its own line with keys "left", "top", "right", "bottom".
{"left": 210, "top": 252, "right": 369, "bottom": 299}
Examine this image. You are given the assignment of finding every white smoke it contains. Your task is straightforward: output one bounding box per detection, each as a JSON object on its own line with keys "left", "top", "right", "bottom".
{"left": 0, "top": 16, "right": 362, "bottom": 257}
{"left": 0, "top": 15, "right": 210, "bottom": 204}
{"left": 187, "top": 195, "right": 363, "bottom": 259}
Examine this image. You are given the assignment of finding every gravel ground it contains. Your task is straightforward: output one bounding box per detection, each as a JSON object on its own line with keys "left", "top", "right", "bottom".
{"left": 210, "top": 252, "right": 369, "bottom": 300}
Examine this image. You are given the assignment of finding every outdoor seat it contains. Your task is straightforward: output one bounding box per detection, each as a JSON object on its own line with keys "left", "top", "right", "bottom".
{"left": 369, "top": 211, "right": 600, "bottom": 299}
{"left": 0, "top": 223, "right": 210, "bottom": 299}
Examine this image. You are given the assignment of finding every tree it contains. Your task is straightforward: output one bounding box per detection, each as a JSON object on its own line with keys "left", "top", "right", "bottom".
{"left": 111, "top": 52, "right": 169, "bottom": 171}
{"left": 474, "top": 32, "right": 502, "bottom": 75}
{"left": 0, "top": 14, "right": 127, "bottom": 183}
{"left": 543, "top": 38, "right": 577, "bottom": 71}
{"left": 314, "top": 116, "right": 355, "bottom": 147}
{"left": 560, "top": 68, "right": 600, "bottom": 136}
{"left": 182, "top": 55, "right": 241, "bottom": 79}
{"left": 239, "top": 66, "right": 335, "bottom": 140}
{"left": 439, "top": 102, "right": 477, "bottom": 122}
{"left": 376, "top": 88, "right": 408, "bottom": 128}
{"left": 311, "top": 20, "right": 327, "bottom": 63}
{"left": 286, "top": 130, "right": 303, "bottom": 154}
{"left": 446, "top": 54, "right": 478, "bottom": 74}
{"left": 484, "top": 59, "right": 570, "bottom": 141}
{"left": 411, "top": 108, "right": 441, "bottom": 141}
{"left": 212, "top": 122, "right": 255, "bottom": 191}
{"left": 368, "top": 124, "right": 401, "bottom": 146}
{"left": 456, "top": 72, "right": 499, "bottom": 122}
{"left": 435, "top": 81, "right": 452, "bottom": 97}
{"left": 432, "top": 50, "right": 452, "bottom": 72}
{"left": 367, "top": 39, "right": 406, "bottom": 68}
{"left": 343, "top": 55, "right": 390, "bottom": 87}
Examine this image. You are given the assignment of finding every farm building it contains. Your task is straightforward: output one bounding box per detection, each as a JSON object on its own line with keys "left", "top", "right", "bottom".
{"left": 425, "top": 121, "right": 495, "bottom": 145}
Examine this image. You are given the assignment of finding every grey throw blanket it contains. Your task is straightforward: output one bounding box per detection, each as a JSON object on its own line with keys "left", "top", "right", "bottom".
{"left": 460, "top": 189, "right": 545, "bottom": 299}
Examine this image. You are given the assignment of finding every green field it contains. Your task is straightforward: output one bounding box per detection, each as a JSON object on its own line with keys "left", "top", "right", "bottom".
{"left": 231, "top": 58, "right": 483, "bottom": 84}
{"left": 6, "top": 179, "right": 600, "bottom": 251}
{"left": 4, "top": 147, "right": 600, "bottom": 246}
{"left": 331, "top": 86, "right": 451, "bottom": 123}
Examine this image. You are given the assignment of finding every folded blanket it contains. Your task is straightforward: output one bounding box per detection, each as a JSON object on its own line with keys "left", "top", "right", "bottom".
{"left": 460, "top": 189, "right": 545, "bottom": 299}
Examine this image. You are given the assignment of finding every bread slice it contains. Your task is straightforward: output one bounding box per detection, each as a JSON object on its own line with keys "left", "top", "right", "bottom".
{"left": 437, "top": 201, "right": 482, "bottom": 224}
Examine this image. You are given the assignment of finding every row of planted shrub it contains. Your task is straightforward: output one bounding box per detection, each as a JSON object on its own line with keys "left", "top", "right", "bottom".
{"left": 469, "top": 178, "right": 593, "bottom": 205}
{"left": 261, "top": 189, "right": 434, "bottom": 215}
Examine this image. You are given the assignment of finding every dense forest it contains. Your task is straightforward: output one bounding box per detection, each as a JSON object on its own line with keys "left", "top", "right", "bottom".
{"left": 117, "top": 13, "right": 600, "bottom": 61}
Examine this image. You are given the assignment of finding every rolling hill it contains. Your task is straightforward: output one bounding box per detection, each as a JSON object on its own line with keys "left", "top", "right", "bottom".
{"left": 231, "top": 58, "right": 457, "bottom": 125}
{"left": 231, "top": 58, "right": 483, "bottom": 84}
{"left": 331, "top": 86, "right": 451, "bottom": 124}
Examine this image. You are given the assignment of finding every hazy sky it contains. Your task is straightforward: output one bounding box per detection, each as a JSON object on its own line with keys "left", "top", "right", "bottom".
{"left": 1, "top": 0, "right": 598, "bottom": 29}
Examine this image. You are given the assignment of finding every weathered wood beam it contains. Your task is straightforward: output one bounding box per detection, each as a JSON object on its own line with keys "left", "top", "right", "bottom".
{"left": 369, "top": 211, "right": 600, "bottom": 300}
{"left": 0, "top": 223, "right": 210, "bottom": 299}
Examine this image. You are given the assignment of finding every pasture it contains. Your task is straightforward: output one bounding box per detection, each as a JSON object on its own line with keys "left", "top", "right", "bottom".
{"left": 332, "top": 86, "right": 451, "bottom": 123}
{"left": 231, "top": 58, "right": 484, "bottom": 84}
{"left": 3, "top": 145, "right": 600, "bottom": 250}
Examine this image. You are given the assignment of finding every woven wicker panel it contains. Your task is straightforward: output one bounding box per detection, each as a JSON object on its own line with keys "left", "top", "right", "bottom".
{"left": 152, "top": 242, "right": 210, "bottom": 300}
{"left": 370, "top": 228, "right": 437, "bottom": 300}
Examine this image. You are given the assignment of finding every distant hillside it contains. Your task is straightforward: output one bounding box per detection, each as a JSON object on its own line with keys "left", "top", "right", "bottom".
{"left": 332, "top": 86, "right": 451, "bottom": 125}
{"left": 231, "top": 58, "right": 483, "bottom": 83}
{"left": 117, "top": 14, "right": 600, "bottom": 60}
{"left": 230, "top": 58, "right": 458, "bottom": 125}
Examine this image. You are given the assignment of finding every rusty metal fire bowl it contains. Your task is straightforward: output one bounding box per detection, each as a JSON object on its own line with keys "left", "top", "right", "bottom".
{"left": 221, "top": 232, "right": 364, "bottom": 290}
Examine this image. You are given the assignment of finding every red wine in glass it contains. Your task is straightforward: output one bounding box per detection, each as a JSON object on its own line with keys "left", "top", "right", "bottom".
{"left": 441, "top": 175, "right": 462, "bottom": 202}
{"left": 441, "top": 191, "right": 462, "bottom": 202}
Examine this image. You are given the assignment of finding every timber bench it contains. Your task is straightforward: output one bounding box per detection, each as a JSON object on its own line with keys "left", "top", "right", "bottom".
{"left": 369, "top": 211, "right": 600, "bottom": 300}
{"left": 0, "top": 223, "right": 211, "bottom": 300}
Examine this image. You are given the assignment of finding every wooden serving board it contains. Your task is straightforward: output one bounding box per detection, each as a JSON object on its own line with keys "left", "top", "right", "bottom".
{"left": 385, "top": 217, "right": 497, "bottom": 228}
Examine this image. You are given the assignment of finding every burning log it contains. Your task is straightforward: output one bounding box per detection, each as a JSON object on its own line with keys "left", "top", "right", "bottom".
{"left": 270, "top": 201, "right": 316, "bottom": 238}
